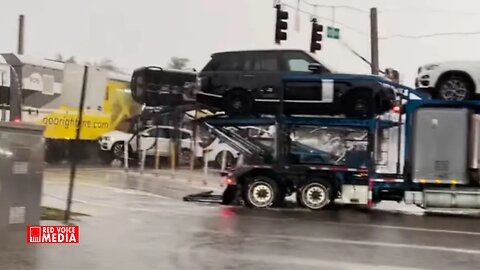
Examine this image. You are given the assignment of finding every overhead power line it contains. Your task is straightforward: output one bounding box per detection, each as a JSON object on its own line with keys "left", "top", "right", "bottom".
{"left": 380, "top": 31, "right": 480, "bottom": 40}
{"left": 281, "top": 3, "right": 369, "bottom": 36}
{"left": 379, "top": 8, "right": 480, "bottom": 16}
{"left": 299, "top": 0, "right": 369, "bottom": 13}
{"left": 280, "top": 2, "right": 480, "bottom": 41}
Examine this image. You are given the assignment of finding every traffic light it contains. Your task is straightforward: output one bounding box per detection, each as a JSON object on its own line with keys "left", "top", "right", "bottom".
{"left": 310, "top": 19, "right": 323, "bottom": 53}
{"left": 274, "top": 4, "right": 288, "bottom": 44}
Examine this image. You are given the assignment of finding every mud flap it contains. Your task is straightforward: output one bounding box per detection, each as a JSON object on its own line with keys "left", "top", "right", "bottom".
{"left": 221, "top": 186, "right": 239, "bottom": 205}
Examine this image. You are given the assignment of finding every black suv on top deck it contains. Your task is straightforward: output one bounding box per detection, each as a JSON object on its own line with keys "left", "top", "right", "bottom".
{"left": 196, "top": 49, "right": 397, "bottom": 118}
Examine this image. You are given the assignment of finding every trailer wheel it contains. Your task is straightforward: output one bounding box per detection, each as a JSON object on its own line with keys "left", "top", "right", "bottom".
{"left": 298, "top": 179, "right": 332, "bottom": 210}
{"left": 243, "top": 176, "right": 280, "bottom": 208}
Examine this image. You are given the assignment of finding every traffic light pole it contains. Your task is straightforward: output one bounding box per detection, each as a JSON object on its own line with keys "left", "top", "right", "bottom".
{"left": 370, "top": 7, "right": 379, "bottom": 75}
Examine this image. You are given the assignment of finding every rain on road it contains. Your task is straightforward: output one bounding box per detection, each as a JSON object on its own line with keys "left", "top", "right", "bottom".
{"left": 1, "top": 168, "right": 479, "bottom": 270}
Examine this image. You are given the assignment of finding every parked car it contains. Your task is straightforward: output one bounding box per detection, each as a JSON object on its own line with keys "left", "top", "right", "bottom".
{"left": 415, "top": 61, "right": 479, "bottom": 101}
{"left": 196, "top": 49, "right": 397, "bottom": 118}
{"left": 201, "top": 126, "right": 274, "bottom": 168}
{"left": 98, "top": 125, "right": 203, "bottom": 164}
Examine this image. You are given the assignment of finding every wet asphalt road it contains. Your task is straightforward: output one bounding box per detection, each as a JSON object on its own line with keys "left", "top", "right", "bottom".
{"left": 1, "top": 167, "right": 480, "bottom": 270}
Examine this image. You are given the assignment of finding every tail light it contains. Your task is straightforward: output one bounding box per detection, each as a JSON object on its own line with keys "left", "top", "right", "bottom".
{"left": 224, "top": 176, "right": 235, "bottom": 186}
{"left": 391, "top": 103, "right": 405, "bottom": 114}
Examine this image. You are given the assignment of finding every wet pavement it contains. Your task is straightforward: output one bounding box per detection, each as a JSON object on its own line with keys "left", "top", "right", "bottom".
{"left": 1, "top": 167, "right": 480, "bottom": 270}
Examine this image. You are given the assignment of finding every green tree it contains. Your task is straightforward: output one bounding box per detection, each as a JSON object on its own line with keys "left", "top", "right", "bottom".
{"left": 167, "top": 57, "right": 190, "bottom": 70}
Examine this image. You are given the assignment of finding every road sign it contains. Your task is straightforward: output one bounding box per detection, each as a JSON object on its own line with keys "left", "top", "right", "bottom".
{"left": 327, "top": 26, "right": 340, "bottom": 39}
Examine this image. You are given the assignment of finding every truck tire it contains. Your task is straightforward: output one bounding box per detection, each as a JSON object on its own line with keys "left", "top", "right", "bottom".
{"left": 297, "top": 179, "right": 332, "bottom": 210}
{"left": 45, "top": 140, "right": 65, "bottom": 164}
{"left": 99, "top": 150, "right": 114, "bottom": 165}
{"left": 242, "top": 176, "right": 280, "bottom": 208}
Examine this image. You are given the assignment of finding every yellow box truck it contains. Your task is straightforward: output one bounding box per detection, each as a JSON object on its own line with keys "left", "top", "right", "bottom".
{"left": 1, "top": 53, "right": 142, "bottom": 163}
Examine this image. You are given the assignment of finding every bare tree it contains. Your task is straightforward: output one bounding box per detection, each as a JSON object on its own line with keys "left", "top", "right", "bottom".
{"left": 54, "top": 54, "right": 128, "bottom": 74}
{"left": 54, "top": 54, "right": 76, "bottom": 63}
{"left": 55, "top": 54, "right": 63, "bottom": 62}
{"left": 84, "top": 58, "right": 128, "bottom": 75}
{"left": 167, "top": 57, "right": 190, "bottom": 70}
{"left": 96, "top": 58, "right": 116, "bottom": 71}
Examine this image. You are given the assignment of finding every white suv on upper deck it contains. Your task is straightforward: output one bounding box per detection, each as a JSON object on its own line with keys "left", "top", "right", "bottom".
{"left": 415, "top": 61, "right": 480, "bottom": 101}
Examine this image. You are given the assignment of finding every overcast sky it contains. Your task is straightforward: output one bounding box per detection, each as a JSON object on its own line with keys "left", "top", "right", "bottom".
{"left": 1, "top": 0, "right": 480, "bottom": 85}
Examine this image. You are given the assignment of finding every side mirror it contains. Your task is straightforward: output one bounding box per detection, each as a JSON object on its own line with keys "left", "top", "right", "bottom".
{"left": 308, "top": 63, "right": 322, "bottom": 73}
{"left": 140, "top": 132, "right": 149, "bottom": 137}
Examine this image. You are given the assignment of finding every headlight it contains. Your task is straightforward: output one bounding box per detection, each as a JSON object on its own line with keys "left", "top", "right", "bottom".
{"left": 102, "top": 136, "right": 111, "bottom": 141}
{"left": 424, "top": 64, "right": 439, "bottom": 71}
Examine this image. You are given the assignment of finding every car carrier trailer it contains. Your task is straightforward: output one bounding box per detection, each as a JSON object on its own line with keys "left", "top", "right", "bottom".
{"left": 213, "top": 77, "right": 480, "bottom": 212}
{"left": 129, "top": 66, "right": 480, "bottom": 212}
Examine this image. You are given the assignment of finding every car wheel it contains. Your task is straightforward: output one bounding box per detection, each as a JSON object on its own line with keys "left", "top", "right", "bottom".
{"left": 112, "top": 142, "right": 129, "bottom": 159}
{"left": 215, "top": 151, "right": 235, "bottom": 169}
{"left": 224, "top": 89, "right": 253, "bottom": 116}
{"left": 344, "top": 91, "right": 372, "bottom": 118}
{"left": 297, "top": 179, "right": 332, "bottom": 210}
{"left": 243, "top": 176, "right": 280, "bottom": 208}
{"left": 436, "top": 76, "right": 472, "bottom": 101}
{"left": 179, "top": 148, "right": 192, "bottom": 165}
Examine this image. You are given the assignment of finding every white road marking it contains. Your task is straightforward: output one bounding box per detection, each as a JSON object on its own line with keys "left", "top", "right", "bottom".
{"left": 231, "top": 215, "right": 480, "bottom": 237}
{"left": 182, "top": 228, "right": 480, "bottom": 255}
{"left": 318, "top": 221, "right": 480, "bottom": 237}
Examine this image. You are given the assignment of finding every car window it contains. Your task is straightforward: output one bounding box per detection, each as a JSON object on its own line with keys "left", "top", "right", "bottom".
{"left": 202, "top": 58, "right": 219, "bottom": 71}
{"left": 216, "top": 54, "right": 243, "bottom": 71}
{"left": 244, "top": 53, "right": 279, "bottom": 72}
{"left": 146, "top": 128, "right": 169, "bottom": 138}
{"left": 288, "top": 59, "right": 311, "bottom": 72}
{"left": 283, "top": 51, "right": 320, "bottom": 72}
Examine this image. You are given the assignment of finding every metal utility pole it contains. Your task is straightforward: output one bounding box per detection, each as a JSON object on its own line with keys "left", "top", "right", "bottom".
{"left": 18, "top": 15, "right": 25, "bottom": 54}
{"left": 64, "top": 65, "right": 88, "bottom": 223}
{"left": 370, "top": 8, "right": 379, "bottom": 75}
